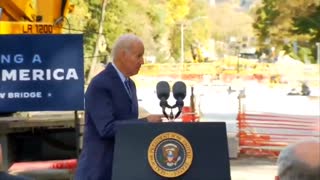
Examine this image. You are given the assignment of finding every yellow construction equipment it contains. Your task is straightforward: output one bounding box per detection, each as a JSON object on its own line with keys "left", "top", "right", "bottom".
{"left": 0, "top": 0, "right": 73, "bottom": 34}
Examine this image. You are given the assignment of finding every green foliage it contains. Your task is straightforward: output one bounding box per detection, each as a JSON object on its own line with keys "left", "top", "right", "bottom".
{"left": 292, "top": 5, "right": 320, "bottom": 63}
{"left": 167, "top": 0, "right": 213, "bottom": 62}
{"left": 103, "top": 0, "right": 128, "bottom": 52}
{"left": 253, "top": 0, "right": 320, "bottom": 63}
{"left": 68, "top": 0, "right": 91, "bottom": 73}
{"left": 166, "top": 0, "right": 191, "bottom": 25}
{"left": 66, "top": 0, "right": 320, "bottom": 74}
{"left": 253, "top": 0, "right": 279, "bottom": 47}
{"left": 298, "top": 46, "right": 314, "bottom": 63}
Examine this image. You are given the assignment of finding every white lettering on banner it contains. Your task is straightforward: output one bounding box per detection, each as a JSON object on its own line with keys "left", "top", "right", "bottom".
{"left": 66, "top": 69, "right": 78, "bottom": 80}
{"left": 7, "top": 92, "right": 42, "bottom": 99}
{"left": 0, "top": 93, "right": 5, "bottom": 99}
{"left": 33, "top": 69, "right": 45, "bottom": 80}
{"left": 2, "top": 70, "right": 16, "bottom": 80}
{"left": 0, "top": 54, "right": 42, "bottom": 64}
{"left": 20, "top": 69, "right": 30, "bottom": 81}
{"left": 53, "top": 69, "right": 64, "bottom": 80}
{"left": 0, "top": 54, "right": 24, "bottom": 64}
{"left": 32, "top": 54, "right": 42, "bottom": 64}
{"left": 0, "top": 68, "right": 79, "bottom": 81}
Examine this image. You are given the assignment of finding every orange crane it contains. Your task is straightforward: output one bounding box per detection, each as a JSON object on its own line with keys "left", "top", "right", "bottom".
{"left": 0, "top": 0, "right": 73, "bottom": 34}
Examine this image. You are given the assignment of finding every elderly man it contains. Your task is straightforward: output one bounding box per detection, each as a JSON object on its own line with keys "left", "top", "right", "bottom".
{"left": 75, "top": 34, "right": 163, "bottom": 180}
{"left": 277, "top": 140, "right": 320, "bottom": 180}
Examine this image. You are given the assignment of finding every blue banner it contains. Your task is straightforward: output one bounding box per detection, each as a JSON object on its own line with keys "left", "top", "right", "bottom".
{"left": 0, "top": 34, "right": 84, "bottom": 112}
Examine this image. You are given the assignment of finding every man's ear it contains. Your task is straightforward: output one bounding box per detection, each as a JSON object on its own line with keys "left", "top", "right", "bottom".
{"left": 120, "top": 48, "right": 127, "bottom": 58}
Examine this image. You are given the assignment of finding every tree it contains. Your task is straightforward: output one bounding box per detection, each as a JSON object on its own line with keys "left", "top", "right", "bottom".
{"left": 87, "top": 0, "right": 108, "bottom": 82}
{"left": 210, "top": 2, "right": 254, "bottom": 41}
{"left": 292, "top": 4, "right": 320, "bottom": 63}
{"left": 208, "top": 1, "right": 255, "bottom": 57}
{"left": 146, "top": 0, "right": 172, "bottom": 63}
{"left": 64, "top": 0, "right": 150, "bottom": 76}
{"left": 166, "top": 0, "right": 191, "bottom": 62}
{"left": 183, "top": 0, "right": 212, "bottom": 62}
{"left": 68, "top": 0, "right": 91, "bottom": 76}
{"left": 253, "top": 0, "right": 320, "bottom": 63}
{"left": 252, "top": 0, "right": 279, "bottom": 50}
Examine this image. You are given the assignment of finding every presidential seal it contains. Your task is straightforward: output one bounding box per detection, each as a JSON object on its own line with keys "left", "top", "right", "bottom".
{"left": 148, "top": 132, "right": 193, "bottom": 178}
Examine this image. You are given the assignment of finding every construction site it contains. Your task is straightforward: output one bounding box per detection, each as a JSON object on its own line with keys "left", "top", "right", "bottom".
{"left": 1, "top": 0, "right": 320, "bottom": 179}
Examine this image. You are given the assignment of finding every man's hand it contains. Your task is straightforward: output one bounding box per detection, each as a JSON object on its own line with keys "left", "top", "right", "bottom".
{"left": 146, "top": 114, "right": 164, "bottom": 123}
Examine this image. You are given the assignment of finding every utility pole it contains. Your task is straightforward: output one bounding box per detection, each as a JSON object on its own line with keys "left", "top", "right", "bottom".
{"left": 180, "top": 23, "right": 184, "bottom": 64}
{"left": 179, "top": 16, "right": 208, "bottom": 64}
{"left": 87, "top": 0, "right": 108, "bottom": 83}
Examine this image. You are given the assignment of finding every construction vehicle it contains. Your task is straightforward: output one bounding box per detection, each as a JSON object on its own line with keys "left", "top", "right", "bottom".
{"left": 190, "top": 41, "right": 216, "bottom": 63}
{"left": 238, "top": 47, "right": 259, "bottom": 62}
{"left": 0, "top": 0, "right": 73, "bottom": 34}
{"left": 0, "top": 1, "right": 79, "bottom": 179}
{"left": 190, "top": 43, "right": 208, "bottom": 63}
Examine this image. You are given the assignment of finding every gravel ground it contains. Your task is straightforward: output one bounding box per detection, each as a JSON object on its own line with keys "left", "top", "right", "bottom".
{"left": 230, "top": 155, "right": 278, "bottom": 180}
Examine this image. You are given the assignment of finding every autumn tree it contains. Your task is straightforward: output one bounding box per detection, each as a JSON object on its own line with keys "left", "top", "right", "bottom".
{"left": 254, "top": 0, "right": 320, "bottom": 63}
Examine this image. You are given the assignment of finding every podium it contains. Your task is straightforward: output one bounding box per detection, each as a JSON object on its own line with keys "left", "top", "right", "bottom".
{"left": 112, "top": 122, "right": 231, "bottom": 180}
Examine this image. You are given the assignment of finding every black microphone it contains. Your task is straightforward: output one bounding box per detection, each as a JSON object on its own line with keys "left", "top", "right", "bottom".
{"left": 172, "top": 81, "right": 186, "bottom": 118}
{"left": 156, "top": 81, "right": 170, "bottom": 102}
{"left": 156, "top": 81, "right": 170, "bottom": 119}
{"left": 173, "top": 81, "right": 186, "bottom": 102}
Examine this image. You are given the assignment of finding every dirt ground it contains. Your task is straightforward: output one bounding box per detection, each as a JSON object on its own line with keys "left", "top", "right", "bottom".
{"left": 230, "top": 155, "right": 278, "bottom": 180}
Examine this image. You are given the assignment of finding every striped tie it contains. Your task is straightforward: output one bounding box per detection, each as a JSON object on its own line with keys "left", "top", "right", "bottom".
{"left": 124, "top": 79, "right": 132, "bottom": 97}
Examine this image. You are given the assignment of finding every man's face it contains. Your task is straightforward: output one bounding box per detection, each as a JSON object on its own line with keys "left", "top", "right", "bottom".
{"left": 122, "top": 40, "right": 144, "bottom": 76}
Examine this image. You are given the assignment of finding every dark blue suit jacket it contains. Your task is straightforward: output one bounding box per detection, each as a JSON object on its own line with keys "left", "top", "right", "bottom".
{"left": 75, "top": 63, "right": 140, "bottom": 180}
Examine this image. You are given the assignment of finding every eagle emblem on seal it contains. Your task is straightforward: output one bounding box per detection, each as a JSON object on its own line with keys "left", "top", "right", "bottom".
{"left": 148, "top": 132, "right": 193, "bottom": 178}
{"left": 162, "top": 143, "right": 181, "bottom": 167}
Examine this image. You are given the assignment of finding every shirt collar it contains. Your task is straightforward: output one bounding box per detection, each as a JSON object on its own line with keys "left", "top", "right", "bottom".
{"left": 111, "top": 62, "right": 127, "bottom": 83}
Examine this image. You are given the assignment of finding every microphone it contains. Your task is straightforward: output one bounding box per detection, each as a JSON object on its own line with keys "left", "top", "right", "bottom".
{"left": 156, "top": 81, "right": 170, "bottom": 102}
{"left": 156, "top": 81, "right": 170, "bottom": 119}
{"left": 172, "top": 81, "right": 186, "bottom": 118}
{"left": 173, "top": 81, "right": 186, "bottom": 102}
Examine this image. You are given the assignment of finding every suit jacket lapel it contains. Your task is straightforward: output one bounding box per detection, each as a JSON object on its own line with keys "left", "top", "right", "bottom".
{"left": 107, "top": 63, "right": 135, "bottom": 102}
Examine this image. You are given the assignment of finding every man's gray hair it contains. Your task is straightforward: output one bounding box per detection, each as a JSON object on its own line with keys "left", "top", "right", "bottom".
{"left": 277, "top": 139, "right": 320, "bottom": 180}
{"left": 111, "top": 34, "right": 142, "bottom": 60}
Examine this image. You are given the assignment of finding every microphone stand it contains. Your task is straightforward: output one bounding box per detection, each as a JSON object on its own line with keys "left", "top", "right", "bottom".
{"left": 161, "top": 100, "right": 184, "bottom": 122}
{"left": 160, "top": 99, "right": 169, "bottom": 120}
{"left": 173, "top": 99, "right": 184, "bottom": 119}
{"left": 161, "top": 103, "right": 175, "bottom": 122}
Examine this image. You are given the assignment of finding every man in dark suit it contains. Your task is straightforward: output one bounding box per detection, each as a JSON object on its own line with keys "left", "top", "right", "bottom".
{"left": 75, "top": 34, "right": 163, "bottom": 180}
